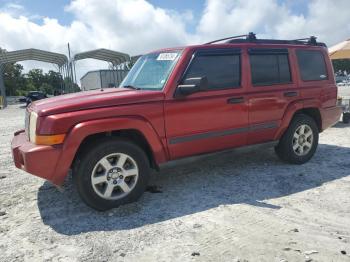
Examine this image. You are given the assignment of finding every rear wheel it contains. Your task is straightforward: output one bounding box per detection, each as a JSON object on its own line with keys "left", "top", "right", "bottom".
{"left": 275, "top": 114, "right": 319, "bottom": 164}
{"left": 73, "top": 138, "right": 150, "bottom": 211}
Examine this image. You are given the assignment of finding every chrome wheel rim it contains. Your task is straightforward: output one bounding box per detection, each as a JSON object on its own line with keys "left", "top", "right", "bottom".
{"left": 91, "top": 153, "right": 139, "bottom": 200}
{"left": 292, "top": 124, "right": 313, "bottom": 156}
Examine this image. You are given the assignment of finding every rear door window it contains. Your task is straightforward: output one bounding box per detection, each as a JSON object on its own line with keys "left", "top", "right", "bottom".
{"left": 296, "top": 50, "right": 328, "bottom": 81}
{"left": 184, "top": 49, "right": 241, "bottom": 90}
{"left": 249, "top": 49, "right": 292, "bottom": 86}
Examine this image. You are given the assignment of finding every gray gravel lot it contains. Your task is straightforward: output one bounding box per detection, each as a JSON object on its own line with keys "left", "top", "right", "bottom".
{"left": 0, "top": 104, "right": 350, "bottom": 262}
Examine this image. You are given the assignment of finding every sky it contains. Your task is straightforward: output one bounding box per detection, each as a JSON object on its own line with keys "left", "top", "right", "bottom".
{"left": 0, "top": 0, "right": 350, "bottom": 84}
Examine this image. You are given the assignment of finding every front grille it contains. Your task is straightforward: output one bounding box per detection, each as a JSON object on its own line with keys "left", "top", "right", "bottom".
{"left": 24, "top": 110, "right": 30, "bottom": 140}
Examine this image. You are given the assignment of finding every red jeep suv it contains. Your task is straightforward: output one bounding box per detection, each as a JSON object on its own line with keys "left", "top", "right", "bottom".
{"left": 11, "top": 33, "right": 342, "bottom": 210}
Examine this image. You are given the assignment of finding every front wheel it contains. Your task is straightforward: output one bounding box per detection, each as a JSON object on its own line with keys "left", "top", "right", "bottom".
{"left": 275, "top": 114, "right": 319, "bottom": 164}
{"left": 73, "top": 138, "right": 150, "bottom": 211}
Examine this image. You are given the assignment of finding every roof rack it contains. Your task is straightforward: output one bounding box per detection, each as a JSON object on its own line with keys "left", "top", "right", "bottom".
{"left": 206, "top": 33, "right": 326, "bottom": 47}
{"left": 205, "top": 32, "right": 256, "bottom": 44}
{"left": 293, "top": 36, "right": 318, "bottom": 45}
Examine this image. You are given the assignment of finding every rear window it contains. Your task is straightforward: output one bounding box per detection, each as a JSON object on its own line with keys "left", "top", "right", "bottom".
{"left": 296, "top": 50, "right": 328, "bottom": 81}
{"left": 184, "top": 50, "right": 241, "bottom": 90}
{"left": 249, "top": 49, "right": 291, "bottom": 86}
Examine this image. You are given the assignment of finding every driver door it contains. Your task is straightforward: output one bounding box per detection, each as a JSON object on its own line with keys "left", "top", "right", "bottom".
{"left": 164, "top": 48, "right": 249, "bottom": 159}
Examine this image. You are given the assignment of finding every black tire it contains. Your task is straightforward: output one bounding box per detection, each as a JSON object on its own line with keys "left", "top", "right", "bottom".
{"left": 343, "top": 113, "right": 350, "bottom": 124}
{"left": 26, "top": 99, "right": 31, "bottom": 107}
{"left": 73, "top": 138, "right": 150, "bottom": 211}
{"left": 275, "top": 114, "right": 319, "bottom": 164}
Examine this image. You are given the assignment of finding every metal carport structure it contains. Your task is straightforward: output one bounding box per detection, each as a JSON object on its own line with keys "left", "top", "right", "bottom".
{"left": 73, "top": 49, "right": 131, "bottom": 89}
{"left": 0, "top": 48, "right": 69, "bottom": 108}
{"left": 74, "top": 48, "right": 130, "bottom": 67}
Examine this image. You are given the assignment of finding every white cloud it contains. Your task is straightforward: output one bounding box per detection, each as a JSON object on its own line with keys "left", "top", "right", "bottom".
{"left": 65, "top": 0, "right": 193, "bottom": 54}
{"left": 5, "top": 3, "right": 24, "bottom": 10}
{"left": 197, "top": 0, "right": 350, "bottom": 45}
{"left": 0, "top": 0, "right": 350, "bottom": 83}
{"left": 0, "top": 2, "right": 24, "bottom": 15}
{"left": 0, "top": 0, "right": 194, "bottom": 82}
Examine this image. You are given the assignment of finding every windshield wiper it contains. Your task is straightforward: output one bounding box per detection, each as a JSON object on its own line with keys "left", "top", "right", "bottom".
{"left": 122, "top": 85, "right": 141, "bottom": 90}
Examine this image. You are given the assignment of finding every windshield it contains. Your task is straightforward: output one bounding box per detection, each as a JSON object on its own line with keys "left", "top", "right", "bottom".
{"left": 120, "top": 51, "right": 181, "bottom": 90}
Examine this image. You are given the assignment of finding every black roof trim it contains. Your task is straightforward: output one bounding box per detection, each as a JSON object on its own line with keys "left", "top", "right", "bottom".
{"left": 195, "top": 48, "right": 241, "bottom": 55}
{"left": 248, "top": 48, "right": 289, "bottom": 54}
{"left": 227, "top": 38, "right": 326, "bottom": 47}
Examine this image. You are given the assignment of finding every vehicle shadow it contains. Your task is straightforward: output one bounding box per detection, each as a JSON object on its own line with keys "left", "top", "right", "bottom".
{"left": 37, "top": 143, "right": 350, "bottom": 235}
{"left": 333, "top": 121, "right": 350, "bottom": 128}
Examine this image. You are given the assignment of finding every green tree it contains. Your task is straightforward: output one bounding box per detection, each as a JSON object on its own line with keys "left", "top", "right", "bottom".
{"left": 47, "top": 70, "right": 63, "bottom": 92}
{"left": 3, "top": 64, "right": 25, "bottom": 96}
{"left": 40, "top": 83, "right": 54, "bottom": 95}
{"left": 125, "top": 59, "right": 136, "bottom": 70}
{"left": 2, "top": 46, "right": 27, "bottom": 95}
{"left": 26, "top": 69, "right": 45, "bottom": 89}
{"left": 47, "top": 70, "right": 61, "bottom": 81}
{"left": 63, "top": 76, "right": 80, "bottom": 93}
{"left": 332, "top": 59, "right": 350, "bottom": 73}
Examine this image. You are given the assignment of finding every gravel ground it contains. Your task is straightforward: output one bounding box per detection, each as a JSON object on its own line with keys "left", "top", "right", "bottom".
{"left": 0, "top": 104, "right": 350, "bottom": 262}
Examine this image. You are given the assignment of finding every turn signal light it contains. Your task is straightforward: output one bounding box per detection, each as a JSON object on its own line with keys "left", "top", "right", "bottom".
{"left": 35, "top": 134, "right": 66, "bottom": 145}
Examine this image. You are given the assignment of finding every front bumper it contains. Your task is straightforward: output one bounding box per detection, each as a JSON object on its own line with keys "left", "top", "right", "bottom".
{"left": 11, "top": 130, "right": 63, "bottom": 184}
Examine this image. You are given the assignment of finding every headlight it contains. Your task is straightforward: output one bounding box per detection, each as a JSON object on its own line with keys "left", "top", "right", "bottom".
{"left": 29, "top": 112, "right": 38, "bottom": 143}
{"left": 27, "top": 111, "right": 66, "bottom": 145}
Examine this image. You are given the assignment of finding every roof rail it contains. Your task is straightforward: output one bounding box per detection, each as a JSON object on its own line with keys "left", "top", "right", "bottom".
{"left": 293, "top": 36, "right": 318, "bottom": 45}
{"left": 205, "top": 32, "right": 254, "bottom": 44}
{"left": 206, "top": 33, "right": 326, "bottom": 47}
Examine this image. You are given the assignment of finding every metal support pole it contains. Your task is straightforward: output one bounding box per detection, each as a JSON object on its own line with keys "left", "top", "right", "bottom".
{"left": 0, "top": 65, "right": 7, "bottom": 108}
{"left": 65, "top": 63, "right": 69, "bottom": 93}
{"left": 61, "top": 65, "right": 65, "bottom": 93}
{"left": 59, "top": 66, "right": 64, "bottom": 94}
{"left": 63, "top": 63, "right": 67, "bottom": 94}
{"left": 68, "top": 43, "right": 74, "bottom": 92}
{"left": 66, "top": 63, "right": 70, "bottom": 93}
{"left": 73, "top": 61, "right": 77, "bottom": 84}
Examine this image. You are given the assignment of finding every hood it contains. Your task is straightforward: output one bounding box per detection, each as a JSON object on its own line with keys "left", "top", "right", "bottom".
{"left": 30, "top": 88, "right": 164, "bottom": 116}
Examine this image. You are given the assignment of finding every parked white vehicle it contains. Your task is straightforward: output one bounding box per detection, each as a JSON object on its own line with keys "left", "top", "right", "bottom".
{"left": 337, "top": 85, "right": 350, "bottom": 123}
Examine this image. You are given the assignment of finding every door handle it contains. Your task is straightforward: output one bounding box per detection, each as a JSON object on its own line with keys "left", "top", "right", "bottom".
{"left": 227, "top": 97, "right": 244, "bottom": 104}
{"left": 284, "top": 91, "right": 298, "bottom": 97}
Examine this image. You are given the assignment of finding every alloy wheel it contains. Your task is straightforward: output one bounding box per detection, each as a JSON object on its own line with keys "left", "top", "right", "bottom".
{"left": 292, "top": 124, "right": 314, "bottom": 156}
{"left": 91, "top": 153, "right": 139, "bottom": 200}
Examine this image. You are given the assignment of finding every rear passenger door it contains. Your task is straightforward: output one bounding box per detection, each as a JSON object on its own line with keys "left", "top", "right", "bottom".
{"left": 247, "top": 48, "right": 298, "bottom": 144}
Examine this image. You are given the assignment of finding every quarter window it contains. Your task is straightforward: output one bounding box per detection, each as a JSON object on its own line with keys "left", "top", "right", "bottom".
{"left": 296, "top": 50, "right": 328, "bottom": 81}
{"left": 184, "top": 52, "right": 241, "bottom": 90}
{"left": 250, "top": 50, "right": 291, "bottom": 86}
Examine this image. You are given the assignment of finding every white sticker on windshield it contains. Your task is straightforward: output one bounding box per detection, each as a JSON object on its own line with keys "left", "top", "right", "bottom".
{"left": 157, "top": 53, "right": 178, "bottom": 61}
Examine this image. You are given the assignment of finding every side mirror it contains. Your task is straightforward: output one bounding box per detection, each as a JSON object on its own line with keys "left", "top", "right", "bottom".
{"left": 175, "top": 76, "right": 208, "bottom": 97}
